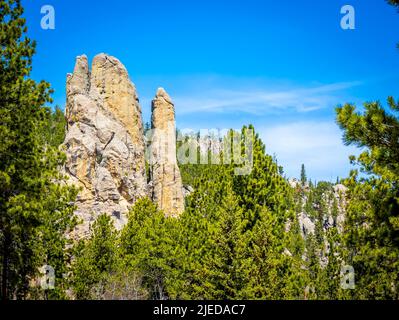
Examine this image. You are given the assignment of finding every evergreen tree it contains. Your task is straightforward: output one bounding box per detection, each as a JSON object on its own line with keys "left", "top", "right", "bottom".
{"left": 174, "top": 165, "right": 236, "bottom": 299}
{"left": 319, "top": 228, "right": 343, "bottom": 300}
{"left": 300, "top": 164, "right": 307, "bottom": 186}
{"left": 120, "top": 198, "right": 178, "bottom": 300}
{"left": 303, "top": 233, "right": 320, "bottom": 299}
{"left": 0, "top": 0, "right": 77, "bottom": 299}
{"left": 181, "top": 172, "right": 245, "bottom": 299}
{"left": 336, "top": 98, "right": 399, "bottom": 298}
{"left": 233, "top": 125, "right": 292, "bottom": 229}
{"left": 210, "top": 186, "right": 244, "bottom": 299}
{"left": 71, "top": 214, "right": 118, "bottom": 299}
{"left": 283, "top": 214, "right": 307, "bottom": 299}
{"left": 237, "top": 206, "right": 299, "bottom": 299}
{"left": 231, "top": 126, "right": 303, "bottom": 299}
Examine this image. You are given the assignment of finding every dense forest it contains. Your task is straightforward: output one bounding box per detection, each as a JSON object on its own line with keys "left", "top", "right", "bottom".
{"left": 1, "top": 0, "right": 399, "bottom": 300}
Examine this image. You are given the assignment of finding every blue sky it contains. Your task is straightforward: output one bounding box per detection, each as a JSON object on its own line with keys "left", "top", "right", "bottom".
{"left": 22, "top": 0, "right": 399, "bottom": 181}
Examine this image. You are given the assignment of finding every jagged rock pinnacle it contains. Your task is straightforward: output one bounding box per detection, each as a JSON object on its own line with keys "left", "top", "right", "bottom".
{"left": 63, "top": 54, "right": 186, "bottom": 237}
{"left": 150, "top": 87, "right": 185, "bottom": 217}
{"left": 63, "top": 54, "right": 147, "bottom": 238}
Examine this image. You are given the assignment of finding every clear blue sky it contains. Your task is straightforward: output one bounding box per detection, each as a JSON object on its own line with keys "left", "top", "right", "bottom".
{"left": 22, "top": 0, "right": 399, "bottom": 182}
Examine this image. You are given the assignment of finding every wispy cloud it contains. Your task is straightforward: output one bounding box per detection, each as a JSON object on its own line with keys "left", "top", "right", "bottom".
{"left": 259, "top": 121, "right": 360, "bottom": 182}
{"left": 137, "top": 75, "right": 363, "bottom": 181}
{"left": 172, "top": 80, "right": 362, "bottom": 115}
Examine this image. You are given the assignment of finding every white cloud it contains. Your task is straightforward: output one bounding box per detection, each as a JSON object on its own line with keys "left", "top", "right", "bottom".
{"left": 136, "top": 75, "right": 363, "bottom": 181}
{"left": 259, "top": 121, "right": 360, "bottom": 182}
{"left": 172, "top": 81, "right": 361, "bottom": 115}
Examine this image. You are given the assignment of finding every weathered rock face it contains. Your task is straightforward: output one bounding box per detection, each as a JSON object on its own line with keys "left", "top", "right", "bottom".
{"left": 64, "top": 54, "right": 147, "bottom": 238}
{"left": 149, "top": 88, "right": 185, "bottom": 217}
{"left": 90, "top": 54, "right": 144, "bottom": 147}
{"left": 63, "top": 54, "right": 186, "bottom": 237}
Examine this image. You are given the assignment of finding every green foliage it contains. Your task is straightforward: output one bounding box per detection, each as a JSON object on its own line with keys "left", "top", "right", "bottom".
{"left": 336, "top": 98, "right": 399, "bottom": 299}
{"left": 180, "top": 163, "right": 208, "bottom": 187}
{"left": 302, "top": 228, "right": 343, "bottom": 300}
{"left": 174, "top": 167, "right": 243, "bottom": 299}
{"left": 42, "top": 106, "right": 67, "bottom": 149}
{"left": 120, "top": 198, "right": 178, "bottom": 300}
{"left": 178, "top": 131, "right": 207, "bottom": 187}
{"left": 300, "top": 164, "right": 307, "bottom": 186}
{"left": 172, "top": 127, "right": 305, "bottom": 299}
{"left": 0, "top": 0, "right": 77, "bottom": 300}
{"left": 233, "top": 126, "right": 293, "bottom": 229}
{"left": 71, "top": 214, "right": 118, "bottom": 299}
{"left": 237, "top": 208, "right": 292, "bottom": 299}
{"left": 292, "top": 174, "right": 346, "bottom": 300}
{"left": 69, "top": 124, "right": 309, "bottom": 300}
{"left": 2, "top": 0, "right": 399, "bottom": 302}
{"left": 71, "top": 213, "right": 149, "bottom": 300}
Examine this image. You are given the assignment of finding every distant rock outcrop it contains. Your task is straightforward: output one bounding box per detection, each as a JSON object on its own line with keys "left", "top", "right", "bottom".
{"left": 295, "top": 183, "right": 347, "bottom": 238}
{"left": 64, "top": 54, "right": 148, "bottom": 238}
{"left": 148, "top": 88, "right": 185, "bottom": 217}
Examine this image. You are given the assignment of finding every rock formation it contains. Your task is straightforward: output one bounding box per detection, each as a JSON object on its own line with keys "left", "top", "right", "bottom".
{"left": 291, "top": 181, "right": 347, "bottom": 238}
{"left": 64, "top": 54, "right": 148, "bottom": 238}
{"left": 148, "top": 88, "right": 185, "bottom": 217}
{"left": 63, "top": 54, "right": 186, "bottom": 237}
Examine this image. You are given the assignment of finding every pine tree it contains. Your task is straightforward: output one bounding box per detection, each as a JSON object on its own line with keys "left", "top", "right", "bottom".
{"left": 303, "top": 233, "right": 320, "bottom": 299}
{"left": 233, "top": 125, "right": 292, "bottom": 229}
{"left": 71, "top": 214, "right": 118, "bottom": 299}
{"left": 174, "top": 165, "right": 236, "bottom": 299}
{"left": 0, "top": 0, "right": 77, "bottom": 299}
{"left": 237, "top": 207, "right": 290, "bottom": 299}
{"left": 283, "top": 214, "right": 307, "bottom": 299}
{"left": 120, "top": 198, "right": 178, "bottom": 300}
{"left": 231, "top": 126, "right": 303, "bottom": 299}
{"left": 336, "top": 98, "right": 399, "bottom": 298}
{"left": 300, "top": 164, "right": 307, "bottom": 186}
{"left": 320, "top": 228, "right": 343, "bottom": 300}
{"left": 181, "top": 173, "right": 244, "bottom": 299}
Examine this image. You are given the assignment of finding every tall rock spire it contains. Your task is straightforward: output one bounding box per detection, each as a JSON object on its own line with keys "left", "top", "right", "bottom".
{"left": 149, "top": 88, "right": 185, "bottom": 217}
{"left": 63, "top": 54, "right": 147, "bottom": 238}
{"left": 63, "top": 54, "right": 186, "bottom": 237}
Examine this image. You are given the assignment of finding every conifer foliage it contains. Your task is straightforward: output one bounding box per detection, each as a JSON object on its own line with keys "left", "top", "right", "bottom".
{"left": 336, "top": 98, "right": 399, "bottom": 299}
{"left": 0, "top": 0, "right": 77, "bottom": 299}
{"left": 1, "top": 0, "right": 399, "bottom": 301}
